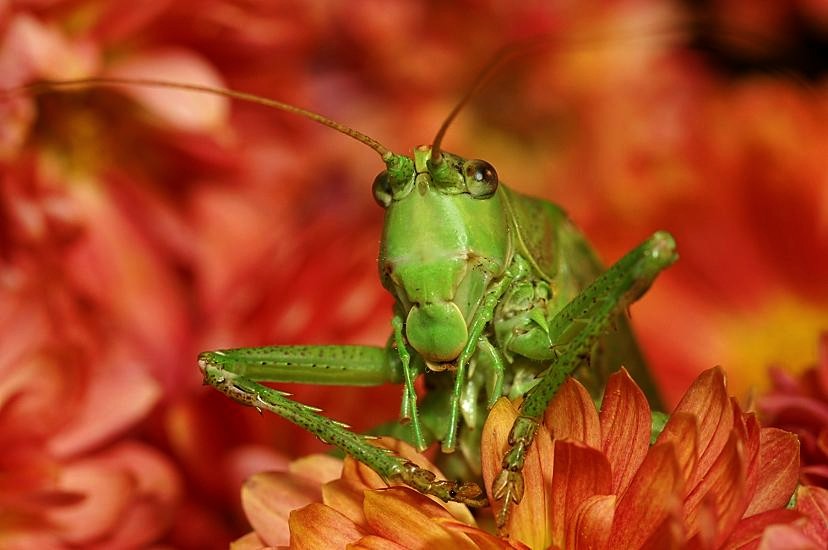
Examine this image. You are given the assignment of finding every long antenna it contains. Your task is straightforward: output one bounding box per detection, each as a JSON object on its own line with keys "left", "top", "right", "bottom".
{"left": 7, "top": 77, "right": 394, "bottom": 160}
{"left": 429, "top": 23, "right": 700, "bottom": 164}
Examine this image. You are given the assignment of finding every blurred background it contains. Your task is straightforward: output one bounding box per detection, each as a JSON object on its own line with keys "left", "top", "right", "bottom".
{"left": 1, "top": 0, "right": 827, "bottom": 547}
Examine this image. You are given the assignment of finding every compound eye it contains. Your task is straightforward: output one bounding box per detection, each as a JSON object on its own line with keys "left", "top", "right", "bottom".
{"left": 372, "top": 171, "right": 392, "bottom": 208}
{"left": 464, "top": 159, "right": 498, "bottom": 198}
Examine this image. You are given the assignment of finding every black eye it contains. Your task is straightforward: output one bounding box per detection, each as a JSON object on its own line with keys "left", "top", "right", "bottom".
{"left": 372, "top": 171, "right": 392, "bottom": 208}
{"left": 464, "top": 159, "right": 498, "bottom": 198}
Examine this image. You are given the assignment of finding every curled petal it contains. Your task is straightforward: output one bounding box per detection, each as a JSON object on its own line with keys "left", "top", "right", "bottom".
{"left": 599, "top": 368, "right": 652, "bottom": 495}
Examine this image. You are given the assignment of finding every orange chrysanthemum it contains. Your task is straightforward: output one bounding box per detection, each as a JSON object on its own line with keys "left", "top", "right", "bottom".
{"left": 237, "top": 368, "right": 828, "bottom": 549}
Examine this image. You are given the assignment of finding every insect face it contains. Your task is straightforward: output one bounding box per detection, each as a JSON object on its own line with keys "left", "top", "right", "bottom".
{"left": 377, "top": 146, "right": 513, "bottom": 365}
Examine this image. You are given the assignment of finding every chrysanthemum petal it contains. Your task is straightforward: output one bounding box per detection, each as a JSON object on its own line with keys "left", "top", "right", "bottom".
{"left": 106, "top": 50, "right": 229, "bottom": 131}
{"left": 241, "top": 472, "right": 321, "bottom": 547}
{"left": 685, "top": 431, "right": 748, "bottom": 545}
{"left": 719, "top": 509, "right": 802, "bottom": 549}
{"left": 671, "top": 367, "right": 734, "bottom": 490}
{"left": 439, "top": 518, "right": 527, "bottom": 550}
{"left": 289, "top": 454, "right": 344, "bottom": 484}
{"left": 230, "top": 531, "right": 271, "bottom": 550}
{"left": 655, "top": 412, "right": 700, "bottom": 487}
{"left": 544, "top": 377, "right": 601, "bottom": 449}
{"left": 795, "top": 485, "right": 828, "bottom": 547}
{"left": 482, "top": 398, "right": 554, "bottom": 549}
{"left": 322, "top": 478, "right": 367, "bottom": 527}
{"left": 348, "top": 534, "right": 408, "bottom": 549}
{"left": 549, "top": 440, "right": 612, "bottom": 547}
{"left": 744, "top": 428, "right": 799, "bottom": 517}
{"left": 362, "top": 488, "right": 475, "bottom": 549}
{"left": 289, "top": 502, "right": 363, "bottom": 550}
{"left": 598, "top": 368, "right": 652, "bottom": 495}
{"left": 608, "top": 441, "right": 683, "bottom": 548}
{"left": 566, "top": 494, "right": 615, "bottom": 550}
{"left": 755, "top": 523, "right": 820, "bottom": 549}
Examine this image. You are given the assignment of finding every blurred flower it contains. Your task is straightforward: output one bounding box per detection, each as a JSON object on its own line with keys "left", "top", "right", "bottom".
{"left": 760, "top": 333, "right": 828, "bottom": 488}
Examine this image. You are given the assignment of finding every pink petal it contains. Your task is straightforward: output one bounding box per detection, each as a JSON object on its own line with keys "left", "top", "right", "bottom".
{"left": 744, "top": 428, "right": 800, "bottom": 517}
{"left": 544, "top": 377, "right": 601, "bottom": 449}
{"left": 598, "top": 368, "right": 652, "bottom": 495}
{"left": 363, "top": 488, "right": 476, "bottom": 549}
{"left": 567, "top": 494, "right": 616, "bottom": 550}
{"left": 230, "top": 531, "right": 271, "bottom": 550}
{"left": 241, "top": 472, "right": 321, "bottom": 547}
{"left": 795, "top": 485, "right": 828, "bottom": 547}
{"left": 289, "top": 502, "right": 363, "bottom": 550}
{"left": 608, "top": 441, "right": 683, "bottom": 548}
{"left": 106, "top": 50, "right": 229, "bottom": 131}
{"left": 47, "top": 360, "right": 161, "bottom": 457}
{"left": 0, "top": 14, "right": 98, "bottom": 87}
{"left": 756, "top": 523, "right": 821, "bottom": 550}
{"left": 721, "top": 509, "right": 803, "bottom": 549}
{"left": 45, "top": 459, "right": 136, "bottom": 545}
{"left": 548, "top": 440, "right": 612, "bottom": 548}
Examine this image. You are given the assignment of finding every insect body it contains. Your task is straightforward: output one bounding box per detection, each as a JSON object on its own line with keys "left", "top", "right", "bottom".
{"left": 199, "top": 136, "right": 678, "bottom": 519}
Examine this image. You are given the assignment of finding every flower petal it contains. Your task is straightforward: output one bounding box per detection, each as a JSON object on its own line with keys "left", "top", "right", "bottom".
{"left": 744, "top": 428, "right": 800, "bottom": 517}
{"left": 756, "top": 523, "right": 820, "bottom": 549}
{"left": 230, "top": 531, "right": 271, "bottom": 550}
{"left": 289, "top": 502, "right": 363, "bottom": 550}
{"left": 655, "top": 412, "right": 700, "bottom": 487}
{"left": 598, "top": 368, "right": 652, "bottom": 495}
{"left": 363, "top": 488, "right": 475, "bottom": 549}
{"left": 348, "top": 534, "right": 408, "bottom": 549}
{"left": 567, "top": 494, "right": 615, "bottom": 550}
{"left": 720, "top": 509, "right": 802, "bottom": 549}
{"left": 671, "top": 367, "right": 734, "bottom": 491}
{"left": 548, "top": 440, "right": 612, "bottom": 548}
{"left": 608, "top": 441, "right": 683, "bottom": 548}
{"left": 482, "top": 398, "right": 554, "bottom": 549}
{"left": 105, "top": 49, "right": 229, "bottom": 131}
{"left": 439, "top": 518, "right": 528, "bottom": 550}
{"left": 544, "top": 377, "right": 601, "bottom": 449}
{"left": 322, "top": 478, "right": 367, "bottom": 527}
{"left": 241, "top": 472, "right": 321, "bottom": 547}
{"left": 795, "top": 485, "right": 828, "bottom": 547}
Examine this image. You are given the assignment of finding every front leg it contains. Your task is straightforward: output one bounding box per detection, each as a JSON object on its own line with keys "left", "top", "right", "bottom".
{"left": 198, "top": 345, "right": 487, "bottom": 507}
{"left": 493, "top": 231, "right": 677, "bottom": 529}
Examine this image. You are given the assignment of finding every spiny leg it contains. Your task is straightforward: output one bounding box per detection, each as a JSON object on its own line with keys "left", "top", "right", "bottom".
{"left": 493, "top": 231, "right": 677, "bottom": 529}
{"left": 199, "top": 357, "right": 487, "bottom": 507}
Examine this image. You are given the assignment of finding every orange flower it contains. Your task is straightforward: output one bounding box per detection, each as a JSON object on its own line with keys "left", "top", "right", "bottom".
{"left": 236, "top": 439, "right": 518, "bottom": 550}
{"left": 482, "top": 368, "right": 823, "bottom": 549}
{"left": 237, "top": 370, "right": 827, "bottom": 549}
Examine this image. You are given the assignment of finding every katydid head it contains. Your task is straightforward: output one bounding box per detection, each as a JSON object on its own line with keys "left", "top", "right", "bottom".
{"left": 376, "top": 146, "right": 512, "bottom": 366}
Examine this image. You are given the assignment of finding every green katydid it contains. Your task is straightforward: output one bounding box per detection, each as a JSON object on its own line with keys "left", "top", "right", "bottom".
{"left": 13, "top": 67, "right": 677, "bottom": 526}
